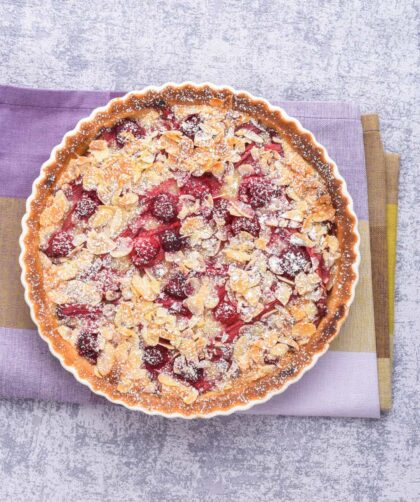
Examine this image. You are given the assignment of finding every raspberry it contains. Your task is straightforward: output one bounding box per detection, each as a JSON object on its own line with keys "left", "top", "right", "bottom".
{"left": 163, "top": 272, "right": 189, "bottom": 300}
{"left": 130, "top": 235, "right": 162, "bottom": 269}
{"left": 181, "top": 177, "right": 210, "bottom": 199}
{"left": 214, "top": 301, "right": 239, "bottom": 325}
{"left": 180, "top": 114, "right": 201, "bottom": 139}
{"left": 181, "top": 174, "right": 220, "bottom": 199}
{"left": 277, "top": 246, "right": 311, "bottom": 279}
{"left": 179, "top": 363, "right": 203, "bottom": 384}
{"left": 99, "top": 128, "right": 117, "bottom": 144}
{"left": 143, "top": 345, "right": 170, "bottom": 370}
{"left": 94, "top": 268, "right": 120, "bottom": 294}
{"left": 239, "top": 176, "right": 275, "bottom": 208}
{"left": 213, "top": 198, "right": 232, "bottom": 224}
{"left": 77, "top": 331, "right": 100, "bottom": 364}
{"left": 150, "top": 193, "right": 178, "bottom": 223}
{"left": 160, "top": 229, "right": 183, "bottom": 252}
{"left": 231, "top": 216, "right": 260, "bottom": 237}
{"left": 74, "top": 192, "right": 100, "bottom": 220}
{"left": 168, "top": 302, "right": 192, "bottom": 318}
{"left": 45, "top": 231, "right": 74, "bottom": 258}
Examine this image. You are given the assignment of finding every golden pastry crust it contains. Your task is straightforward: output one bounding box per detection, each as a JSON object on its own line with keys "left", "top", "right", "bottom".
{"left": 20, "top": 84, "right": 359, "bottom": 418}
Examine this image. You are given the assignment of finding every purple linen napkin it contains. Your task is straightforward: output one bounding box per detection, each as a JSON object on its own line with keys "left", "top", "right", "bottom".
{"left": 0, "top": 85, "right": 380, "bottom": 418}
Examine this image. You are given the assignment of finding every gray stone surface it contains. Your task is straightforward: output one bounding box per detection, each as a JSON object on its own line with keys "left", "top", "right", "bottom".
{"left": 0, "top": 0, "right": 419, "bottom": 500}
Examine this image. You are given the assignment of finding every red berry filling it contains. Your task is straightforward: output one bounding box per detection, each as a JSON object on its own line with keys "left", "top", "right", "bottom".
{"left": 180, "top": 114, "right": 201, "bottom": 139}
{"left": 74, "top": 191, "right": 100, "bottom": 220}
{"left": 275, "top": 246, "right": 311, "bottom": 279}
{"left": 160, "top": 107, "right": 181, "bottom": 130}
{"left": 150, "top": 193, "right": 178, "bottom": 223}
{"left": 213, "top": 197, "right": 233, "bottom": 224}
{"left": 163, "top": 272, "right": 189, "bottom": 300}
{"left": 214, "top": 300, "right": 239, "bottom": 326}
{"left": 77, "top": 331, "right": 100, "bottom": 364}
{"left": 235, "top": 122, "right": 263, "bottom": 135}
{"left": 159, "top": 229, "right": 183, "bottom": 252}
{"left": 181, "top": 177, "right": 210, "bottom": 199}
{"left": 234, "top": 143, "right": 255, "bottom": 168}
{"left": 143, "top": 345, "right": 171, "bottom": 371}
{"left": 239, "top": 176, "right": 276, "bottom": 208}
{"left": 130, "top": 235, "right": 162, "bottom": 269}
{"left": 231, "top": 216, "right": 261, "bottom": 237}
{"left": 115, "top": 119, "right": 146, "bottom": 147}
{"left": 57, "top": 304, "right": 102, "bottom": 320}
{"left": 45, "top": 230, "right": 74, "bottom": 258}
{"left": 181, "top": 174, "right": 220, "bottom": 199}
{"left": 264, "top": 142, "right": 284, "bottom": 156}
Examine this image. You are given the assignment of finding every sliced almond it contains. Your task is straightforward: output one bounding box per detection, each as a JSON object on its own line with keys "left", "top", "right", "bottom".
{"left": 274, "top": 282, "right": 292, "bottom": 306}
{"left": 292, "top": 321, "right": 316, "bottom": 340}
{"left": 131, "top": 273, "right": 161, "bottom": 301}
{"left": 110, "top": 237, "right": 133, "bottom": 258}
{"left": 86, "top": 230, "right": 117, "bottom": 255}
{"left": 158, "top": 373, "right": 199, "bottom": 404}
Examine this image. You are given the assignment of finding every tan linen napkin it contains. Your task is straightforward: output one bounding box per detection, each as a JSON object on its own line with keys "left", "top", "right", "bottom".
{"left": 361, "top": 114, "right": 396, "bottom": 412}
{"left": 385, "top": 153, "right": 400, "bottom": 366}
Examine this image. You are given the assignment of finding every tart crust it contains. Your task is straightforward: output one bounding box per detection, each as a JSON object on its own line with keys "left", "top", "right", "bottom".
{"left": 19, "top": 83, "right": 359, "bottom": 418}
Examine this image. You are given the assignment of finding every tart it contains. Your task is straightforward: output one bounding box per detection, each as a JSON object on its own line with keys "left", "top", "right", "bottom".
{"left": 20, "top": 84, "right": 359, "bottom": 417}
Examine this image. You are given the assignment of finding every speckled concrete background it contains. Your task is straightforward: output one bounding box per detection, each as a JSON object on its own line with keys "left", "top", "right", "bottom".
{"left": 0, "top": 1, "right": 419, "bottom": 500}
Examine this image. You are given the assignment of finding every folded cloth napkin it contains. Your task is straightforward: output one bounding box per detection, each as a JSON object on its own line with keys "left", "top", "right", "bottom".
{"left": 0, "top": 86, "right": 380, "bottom": 418}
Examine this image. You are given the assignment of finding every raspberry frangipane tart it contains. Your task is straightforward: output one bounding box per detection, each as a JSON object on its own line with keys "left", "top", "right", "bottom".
{"left": 20, "top": 84, "right": 359, "bottom": 417}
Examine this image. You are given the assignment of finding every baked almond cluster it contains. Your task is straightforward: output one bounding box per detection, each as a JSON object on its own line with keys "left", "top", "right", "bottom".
{"left": 38, "top": 104, "right": 340, "bottom": 405}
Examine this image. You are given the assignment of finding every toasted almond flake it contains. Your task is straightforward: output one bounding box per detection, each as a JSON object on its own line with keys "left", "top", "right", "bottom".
{"left": 49, "top": 280, "right": 102, "bottom": 306}
{"left": 277, "top": 275, "right": 295, "bottom": 286}
{"left": 244, "top": 286, "right": 262, "bottom": 307}
{"left": 281, "top": 209, "right": 304, "bottom": 222}
{"left": 114, "top": 302, "right": 136, "bottom": 328}
{"left": 292, "top": 321, "right": 316, "bottom": 340}
{"left": 110, "top": 237, "right": 133, "bottom": 257}
{"left": 97, "top": 345, "right": 115, "bottom": 376}
{"left": 86, "top": 230, "right": 117, "bottom": 255}
{"left": 270, "top": 343, "right": 289, "bottom": 358}
{"left": 158, "top": 374, "right": 199, "bottom": 404}
{"left": 325, "top": 234, "right": 339, "bottom": 253}
{"left": 51, "top": 261, "right": 79, "bottom": 281}
{"left": 228, "top": 200, "right": 255, "bottom": 218}
{"left": 223, "top": 248, "right": 252, "bottom": 263}
{"left": 141, "top": 325, "right": 160, "bottom": 346}
{"left": 290, "top": 232, "right": 315, "bottom": 248}
{"left": 40, "top": 190, "right": 69, "bottom": 227}
{"left": 100, "top": 325, "right": 115, "bottom": 341}
{"left": 117, "top": 192, "right": 139, "bottom": 207}
{"left": 89, "top": 206, "right": 115, "bottom": 228}
{"left": 295, "top": 272, "right": 321, "bottom": 295}
{"left": 311, "top": 205, "right": 335, "bottom": 222}
{"left": 108, "top": 207, "right": 125, "bottom": 236}
{"left": 57, "top": 325, "right": 73, "bottom": 341}
{"left": 89, "top": 140, "right": 110, "bottom": 162}
{"left": 279, "top": 337, "right": 300, "bottom": 350}
{"left": 233, "top": 335, "right": 251, "bottom": 371}
{"left": 238, "top": 129, "right": 264, "bottom": 144}
{"left": 237, "top": 164, "right": 255, "bottom": 176}
{"left": 131, "top": 273, "right": 161, "bottom": 301}
{"left": 274, "top": 282, "right": 292, "bottom": 306}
